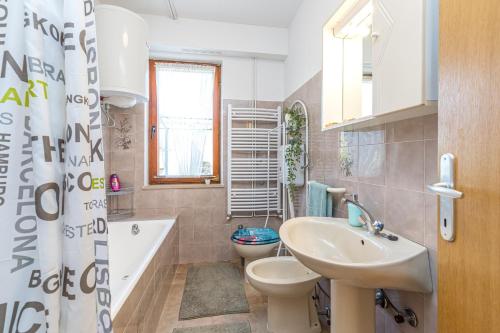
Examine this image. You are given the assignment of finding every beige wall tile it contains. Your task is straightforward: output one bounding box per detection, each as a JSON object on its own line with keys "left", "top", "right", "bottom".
{"left": 424, "top": 140, "right": 438, "bottom": 193}
{"left": 179, "top": 222, "right": 194, "bottom": 244}
{"left": 359, "top": 124, "right": 386, "bottom": 145}
{"left": 212, "top": 224, "right": 232, "bottom": 244}
{"left": 424, "top": 194, "right": 438, "bottom": 251}
{"left": 194, "top": 224, "right": 213, "bottom": 244}
{"left": 214, "top": 243, "right": 234, "bottom": 262}
{"left": 386, "top": 117, "right": 424, "bottom": 143}
{"left": 423, "top": 114, "right": 438, "bottom": 140}
{"left": 192, "top": 207, "right": 213, "bottom": 226}
{"left": 387, "top": 141, "right": 425, "bottom": 192}
{"left": 331, "top": 179, "right": 359, "bottom": 213}
{"left": 358, "top": 144, "right": 386, "bottom": 185}
{"left": 211, "top": 205, "right": 228, "bottom": 225}
{"left": 339, "top": 146, "right": 359, "bottom": 181}
{"left": 191, "top": 244, "right": 214, "bottom": 263}
{"left": 357, "top": 183, "right": 385, "bottom": 221}
{"left": 256, "top": 101, "right": 283, "bottom": 109}
{"left": 111, "top": 151, "right": 135, "bottom": 172}
{"left": 179, "top": 244, "right": 195, "bottom": 264}
{"left": 322, "top": 125, "right": 339, "bottom": 146}
{"left": 339, "top": 130, "right": 359, "bottom": 147}
{"left": 384, "top": 188, "right": 425, "bottom": 244}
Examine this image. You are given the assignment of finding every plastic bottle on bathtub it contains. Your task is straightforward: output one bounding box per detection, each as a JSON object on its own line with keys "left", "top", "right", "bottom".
{"left": 110, "top": 173, "right": 121, "bottom": 192}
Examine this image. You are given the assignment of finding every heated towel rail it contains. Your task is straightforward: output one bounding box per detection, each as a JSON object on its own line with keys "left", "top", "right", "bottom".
{"left": 227, "top": 105, "right": 282, "bottom": 219}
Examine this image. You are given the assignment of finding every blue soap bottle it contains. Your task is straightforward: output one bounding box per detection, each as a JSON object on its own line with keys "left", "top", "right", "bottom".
{"left": 344, "top": 193, "right": 364, "bottom": 227}
{"left": 347, "top": 203, "right": 364, "bottom": 227}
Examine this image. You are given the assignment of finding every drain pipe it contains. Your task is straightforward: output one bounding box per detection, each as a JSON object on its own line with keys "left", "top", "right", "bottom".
{"left": 375, "top": 289, "right": 419, "bottom": 327}
{"left": 312, "top": 282, "right": 331, "bottom": 326}
{"left": 312, "top": 287, "right": 420, "bottom": 328}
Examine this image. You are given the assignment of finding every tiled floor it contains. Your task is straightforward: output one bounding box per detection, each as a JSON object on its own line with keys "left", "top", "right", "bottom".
{"left": 155, "top": 263, "right": 329, "bottom": 333}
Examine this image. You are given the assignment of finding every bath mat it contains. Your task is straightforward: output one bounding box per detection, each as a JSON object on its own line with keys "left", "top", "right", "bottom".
{"left": 172, "top": 321, "right": 251, "bottom": 333}
{"left": 179, "top": 262, "right": 250, "bottom": 320}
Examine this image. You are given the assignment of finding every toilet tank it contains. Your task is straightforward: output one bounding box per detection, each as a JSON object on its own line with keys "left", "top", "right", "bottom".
{"left": 96, "top": 5, "right": 149, "bottom": 108}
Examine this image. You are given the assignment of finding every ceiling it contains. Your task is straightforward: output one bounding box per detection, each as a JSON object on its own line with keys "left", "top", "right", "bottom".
{"left": 100, "top": 0, "right": 303, "bottom": 28}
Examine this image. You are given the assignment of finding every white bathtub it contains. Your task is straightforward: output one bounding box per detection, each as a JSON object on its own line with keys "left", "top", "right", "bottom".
{"left": 108, "top": 218, "right": 176, "bottom": 319}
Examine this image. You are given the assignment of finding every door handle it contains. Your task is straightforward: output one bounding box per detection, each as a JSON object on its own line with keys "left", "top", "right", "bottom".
{"left": 429, "top": 153, "right": 462, "bottom": 242}
{"left": 427, "top": 182, "right": 463, "bottom": 199}
{"left": 150, "top": 125, "right": 156, "bottom": 139}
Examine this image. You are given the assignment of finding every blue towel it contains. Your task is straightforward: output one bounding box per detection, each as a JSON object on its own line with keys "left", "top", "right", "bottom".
{"left": 307, "top": 181, "right": 333, "bottom": 217}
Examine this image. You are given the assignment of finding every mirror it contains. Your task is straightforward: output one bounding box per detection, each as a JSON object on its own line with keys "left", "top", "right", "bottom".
{"left": 361, "top": 27, "right": 373, "bottom": 118}
{"left": 322, "top": 0, "right": 374, "bottom": 129}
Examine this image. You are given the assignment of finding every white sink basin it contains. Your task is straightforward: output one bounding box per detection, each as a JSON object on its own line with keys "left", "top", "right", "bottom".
{"left": 280, "top": 217, "right": 433, "bottom": 333}
{"left": 280, "top": 216, "right": 432, "bottom": 292}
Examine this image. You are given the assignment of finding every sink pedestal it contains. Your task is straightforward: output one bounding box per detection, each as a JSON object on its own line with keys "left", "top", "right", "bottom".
{"left": 330, "top": 281, "right": 375, "bottom": 333}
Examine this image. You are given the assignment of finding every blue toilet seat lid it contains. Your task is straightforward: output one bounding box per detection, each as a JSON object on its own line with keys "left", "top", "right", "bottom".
{"left": 231, "top": 227, "right": 280, "bottom": 245}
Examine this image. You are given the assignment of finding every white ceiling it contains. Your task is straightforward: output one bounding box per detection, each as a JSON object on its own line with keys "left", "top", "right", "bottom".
{"left": 100, "top": 0, "right": 303, "bottom": 28}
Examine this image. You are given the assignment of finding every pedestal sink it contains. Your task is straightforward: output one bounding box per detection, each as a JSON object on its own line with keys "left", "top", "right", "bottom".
{"left": 279, "top": 217, "right": 432, "bottom": 333}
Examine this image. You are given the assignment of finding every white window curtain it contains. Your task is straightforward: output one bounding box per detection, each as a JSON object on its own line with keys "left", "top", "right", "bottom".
{"left": 156, "top": 63, "right": 215, "bottom": 177}
{"left": 0, "top": 1, "right": 112, "bottom": 332}
{"left": 172, "top": 130, "right": 207, "bottom": 175}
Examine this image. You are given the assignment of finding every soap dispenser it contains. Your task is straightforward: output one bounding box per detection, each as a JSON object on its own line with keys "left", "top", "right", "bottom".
{"left": 345, "top": 194, "right": 364, "bottom": 227}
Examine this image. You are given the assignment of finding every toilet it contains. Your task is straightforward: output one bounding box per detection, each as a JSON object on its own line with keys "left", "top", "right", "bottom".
{"left": 246, "top": 256, "right": 322, "bottom": 333}
{"left": 231, "top": 227, "right": 280, "bottom": 269}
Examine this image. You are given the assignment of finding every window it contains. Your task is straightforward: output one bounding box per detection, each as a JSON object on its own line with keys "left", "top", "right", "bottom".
{"left": 148, "top": 60, "right": 221, "bottom": 184}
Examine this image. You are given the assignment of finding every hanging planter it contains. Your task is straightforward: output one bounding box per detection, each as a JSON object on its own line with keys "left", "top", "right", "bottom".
{"left": 284, "top": 104, "right": 306, "bottom": 197}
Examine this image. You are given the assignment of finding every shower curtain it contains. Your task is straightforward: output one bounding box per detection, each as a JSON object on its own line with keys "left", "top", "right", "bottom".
{"left": 0, "top": 1, "right": 112, "bottom": 332}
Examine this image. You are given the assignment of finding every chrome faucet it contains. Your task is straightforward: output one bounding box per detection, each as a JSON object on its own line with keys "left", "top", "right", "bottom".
{"left": 342, "top": 194, "right": 384, "bottom": 235}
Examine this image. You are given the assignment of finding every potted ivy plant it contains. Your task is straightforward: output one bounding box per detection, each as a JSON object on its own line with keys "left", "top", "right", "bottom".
{"left": 284, "top": 105, "right": 306, "bottom": 197}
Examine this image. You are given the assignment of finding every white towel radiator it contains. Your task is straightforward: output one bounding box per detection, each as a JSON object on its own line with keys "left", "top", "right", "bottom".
{"left": 227, "top": 105, "right": 282, "bottom": 219}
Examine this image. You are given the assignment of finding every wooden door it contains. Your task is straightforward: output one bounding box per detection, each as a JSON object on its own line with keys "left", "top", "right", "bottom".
{"left": 438, "top": 0, "right": 500, "bottom": 332}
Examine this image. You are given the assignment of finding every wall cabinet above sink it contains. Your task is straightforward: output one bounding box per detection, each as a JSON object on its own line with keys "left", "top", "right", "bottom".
{"left": 321, "top": 0, "right": 438, "bottom": 130}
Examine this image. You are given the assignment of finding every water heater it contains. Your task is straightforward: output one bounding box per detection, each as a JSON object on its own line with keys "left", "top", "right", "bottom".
{"left": 96, "top": 5, "right": 149, "bottom": 108}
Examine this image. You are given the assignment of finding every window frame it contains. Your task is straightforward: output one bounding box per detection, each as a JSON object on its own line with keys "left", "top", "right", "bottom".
{"left": 148, "top": 59, "right": 221, "bottom": 185}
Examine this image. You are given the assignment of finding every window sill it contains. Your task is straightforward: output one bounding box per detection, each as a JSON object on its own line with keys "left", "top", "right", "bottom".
{"left": 142, "top": 183, "right": 225, "bottom": 190}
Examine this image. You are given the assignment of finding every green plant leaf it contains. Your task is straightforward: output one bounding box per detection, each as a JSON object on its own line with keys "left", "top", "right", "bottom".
{"left": 284, "top": 105, "right": 306, "bottom": 199}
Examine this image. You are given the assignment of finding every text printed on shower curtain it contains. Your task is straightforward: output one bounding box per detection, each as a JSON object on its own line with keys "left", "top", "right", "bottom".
{"left": 0, "top": 1, "right": 112, "bottom": 332}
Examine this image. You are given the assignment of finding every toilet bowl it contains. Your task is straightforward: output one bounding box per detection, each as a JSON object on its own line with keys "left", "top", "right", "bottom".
{"left": 246, "top": 256, "right": 322, "bottom": 333}
{"left": 231, "top": 227, "right": 280, "bottom": 269}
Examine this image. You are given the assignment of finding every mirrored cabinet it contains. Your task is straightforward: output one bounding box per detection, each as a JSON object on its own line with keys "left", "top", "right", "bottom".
{"left": 321, "top": 0, "right": 438, "bottom": 129}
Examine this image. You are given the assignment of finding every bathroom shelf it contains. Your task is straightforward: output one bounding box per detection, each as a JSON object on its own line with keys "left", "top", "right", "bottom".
{"left": 106, "top": 186, "right": 135, "bottom": 196}
{"left": 106, "top": 184, "right": 135, "bottom": 221}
